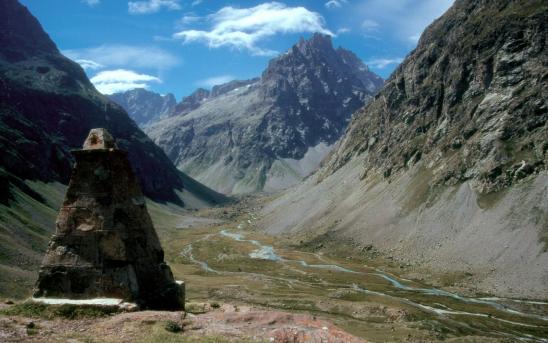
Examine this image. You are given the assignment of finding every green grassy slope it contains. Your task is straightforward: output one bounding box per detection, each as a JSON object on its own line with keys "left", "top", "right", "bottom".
{"left": 0, "top": 171, "right": 64, "bottom": 299}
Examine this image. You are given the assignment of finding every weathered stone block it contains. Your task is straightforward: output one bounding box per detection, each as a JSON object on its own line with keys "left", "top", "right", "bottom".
{"left": 34, "top": 128, "right": 184, "bottom": 310}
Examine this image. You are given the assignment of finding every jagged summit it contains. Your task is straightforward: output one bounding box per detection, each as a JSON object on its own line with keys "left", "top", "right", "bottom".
{"left": 296, "top": 33, "right": 333, "bottom": 52}
{"left": 109, "top": 89, "right": 177, "bottom": 127}
{"left": 147, "top": 34, "right": 384, "bottom": 194}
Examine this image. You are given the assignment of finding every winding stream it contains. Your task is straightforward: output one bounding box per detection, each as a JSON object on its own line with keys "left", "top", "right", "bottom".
{"left": 181, "top": 229, "right": 548, "bottom": 342}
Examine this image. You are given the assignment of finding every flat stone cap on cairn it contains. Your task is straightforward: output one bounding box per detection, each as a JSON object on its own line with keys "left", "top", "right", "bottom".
{"left": 33, "top": 128, "right": 184, "bottom": 310}
{"left": 82, "top": 128, "right": 117, "bottom": 150}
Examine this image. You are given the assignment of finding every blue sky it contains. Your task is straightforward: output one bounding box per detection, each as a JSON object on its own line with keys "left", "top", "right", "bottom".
{"left": 20, "top": 0, "right": 454, "bottom": 100}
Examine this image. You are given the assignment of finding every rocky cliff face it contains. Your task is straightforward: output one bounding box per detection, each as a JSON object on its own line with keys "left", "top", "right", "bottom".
{"left": 260, "top": 0, "right": 547, "bottom": 299}
{"left": 326, "top": 0, "right": 547, "bottom": 194}
{"left": 109, "top": 89, "right": 176, "bottom": 127}
{"left": 147, "top": 34, "right": 383, "bottom": 194}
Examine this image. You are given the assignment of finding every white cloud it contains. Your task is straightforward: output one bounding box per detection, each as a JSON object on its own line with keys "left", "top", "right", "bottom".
{"left": 82, "top": 0, "right": 100, "bottom": 6}
{"left": 325, "top": 0, "right": 347, "bottom": 9}
{"left": 173, "top": 2, "right": 332, "bottom": 56}
{"left": 128, "top": 0, "right": 181, "bottom": 14}
{"left": 197, "top": 75, "right": 235, "bottom": 88}
{"left": 191, "top": 0, "right": 203, "bottom": 6}
{"left": 366, "top": 58, "right": 403, "bottom": 69}
{"left": 177, "top": 14, "right": 202, "bottom": 27}
{"left": 336, "top": 27, "right": 350, "bottom": 35}
{"left": 75, "top": 59, "right": 104, "bottom": 71}
{"left": 90, "top": 69, "right": 161, "bottom": 94}
{"left": 63, "top": 45, "right": 180, "bottom": 71}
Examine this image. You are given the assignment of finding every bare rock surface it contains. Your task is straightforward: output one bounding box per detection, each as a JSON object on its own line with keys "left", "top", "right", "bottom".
{"left": 187, "top": 304, "right": 366, "bottom": 343}
{"left": 0, "top": 304, "right": 366, "bottom": 342}
{"left": 109, "top": 89, "right": 176, "bottom": 128}
{"left": 34, "top": 129, "right": 184, "bottom": 310}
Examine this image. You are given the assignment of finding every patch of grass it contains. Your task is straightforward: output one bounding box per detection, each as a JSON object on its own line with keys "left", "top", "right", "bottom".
{"left": 0, "top": 302, "right": 120, "bottom": 320}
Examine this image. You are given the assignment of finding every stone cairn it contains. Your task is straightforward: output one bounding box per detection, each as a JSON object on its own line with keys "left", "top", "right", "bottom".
{"left": 34, "top": 128, "right": 184, "bottom": 310}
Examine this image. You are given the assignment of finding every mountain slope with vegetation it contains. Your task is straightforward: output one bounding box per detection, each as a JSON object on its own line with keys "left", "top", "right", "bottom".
{"left": 0, "top": 0, "right": 226, "bottom": 299}
{"left": 260, "top": 0, "right": 547, "bottom": 299}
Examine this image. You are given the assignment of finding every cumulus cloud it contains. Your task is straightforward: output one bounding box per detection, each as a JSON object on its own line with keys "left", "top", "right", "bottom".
{"left": 325, "top": 0, "right": 347, "bottom": 9}
{"left": 90, "top": 69, "right": 161, "bottom": 94}
{"left": 366, "top": 57, "right": 403, "bottom": 69}
{"left": 196, "top": 75, "right": 235, "bottom": 88}
{"left": 82, "top": 0, "right": 100, "bottom": 6}
{"left": 128, "top": 0, "right": 181, "bottom": 14}
{"left": 63, "top": 45, "right": 180, "bottom": 71}
{"left": 173, "top": 2, "right": 332, "bottom": 56}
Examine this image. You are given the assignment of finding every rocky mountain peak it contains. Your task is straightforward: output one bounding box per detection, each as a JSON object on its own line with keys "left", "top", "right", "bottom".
{"left": 148, "top": 34, "right": 384, "bottom": 194}
{"left": 296, "top": 33, "right": 333, "bottom": 52}
{"left": 211, "top": 78, "right": 259, "bottom": 98}
{"left": 170, "top": 88, "right": 211, "bottom": 117}
{"left": 109, "top": 89, "right": 177, "bottom": 127}
{"left": 261, "top": 33, "right": 383, "bottom": 98}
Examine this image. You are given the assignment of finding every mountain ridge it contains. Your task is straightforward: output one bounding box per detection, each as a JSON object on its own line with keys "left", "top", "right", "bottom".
{"left": 147, "top": 33, "right": 383, "bottom": 194}
{"left": 109, "top": 88, "right": 176, "bottom": 127}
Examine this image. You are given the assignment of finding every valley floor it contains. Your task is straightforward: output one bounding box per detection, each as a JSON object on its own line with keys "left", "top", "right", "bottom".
{"left": 1, "top": 194, "right": 547, "bottom": 342}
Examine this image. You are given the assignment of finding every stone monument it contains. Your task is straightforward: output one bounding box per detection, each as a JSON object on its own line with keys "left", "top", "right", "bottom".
{"left": 33, "top": 128, "right": 184, "bottom": 310}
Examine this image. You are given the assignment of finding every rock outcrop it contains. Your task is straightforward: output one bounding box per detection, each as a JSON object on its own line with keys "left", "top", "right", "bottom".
{"left": 260, "top": 0, "right": 547, "bottom": 299}
{"left": 324, "top": 0, "right": 547, "bottom": 194}
{"left": 147, "top": 34, "right": 383, "bottom": 194}
{"left": 34, "top": 129, "right": 184, "bottom": 310}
